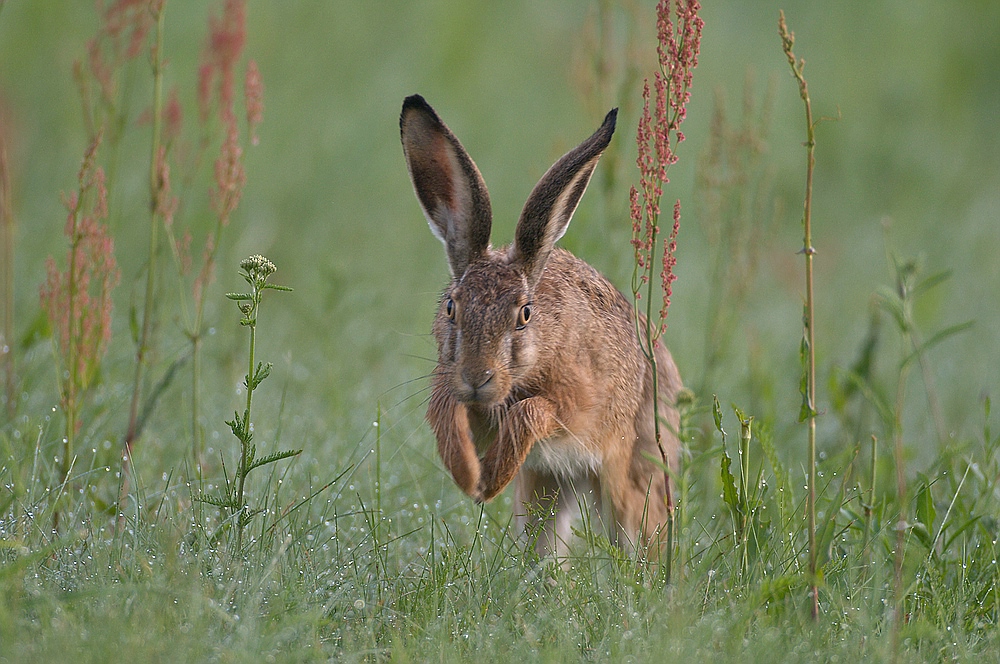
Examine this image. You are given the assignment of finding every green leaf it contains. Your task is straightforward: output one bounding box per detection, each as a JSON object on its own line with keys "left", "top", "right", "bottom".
{"left": 247, "top": 448, "right": 301, "bottom": 473}
{"left": 911, "top": 521, "right": 933, "bottom": 549}
{"left": 911, "top": 269, "right": 952, "bottom": 298}
{"left": 915, "top": 481, "right": 936, "bottom": 531}
{"left": 798, "top": 334, "right": 816, "bottom": 422}
{"left": 985, "top": 395, "right": 992, "bottom": 443}
{"left": 250, "top": 362, "right": 272, "bottom": 390}
{"left": 942, "top": 516, "right": 982, "bottom": 554}
{"left": 720, "top": 447, "right": 741, "bottom": 527}
{"left": 262, "top": 283, "right": 293, "bottom": 292}
{"left": 227, "top": 411, "right": 248, "bottom": 441}
{"left": 129, "top": 299, "right": 140, "bottom": 345}
{"left": 840, "top": 370, "right": 894, "bottom": 432}
{"left": 757, "top": 573, "right": 801, "bottom": 605}
{"left": 757, "top": 424, "right": 790, "bottom": 510}
{"left": 196, "top": 493, "right": 234, "bottom": 509}
{"left": 900, "top": 320, "right": 974, "bottom": 370}
{"left": 226, "top": 292, "right": 252, "bottom": 301}
{"left": 712, "top": 395, "right": 726, "bottom": 438}
{"left": 874, "top": 286, "right": 907, "bottom": 332}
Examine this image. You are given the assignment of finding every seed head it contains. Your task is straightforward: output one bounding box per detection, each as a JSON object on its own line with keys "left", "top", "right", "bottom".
{"left": 241, "top": 254, "right": 276, "bottom": 278}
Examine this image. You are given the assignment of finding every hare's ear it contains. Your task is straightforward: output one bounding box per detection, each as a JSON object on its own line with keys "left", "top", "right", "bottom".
{"left": 401, "top": 95, "right": 492, "bottom": 278}
{"left": 512, "top": 109, "right": 617, "bottom": 286}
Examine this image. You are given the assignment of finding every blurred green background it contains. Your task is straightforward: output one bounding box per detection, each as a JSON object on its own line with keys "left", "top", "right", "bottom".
{"left": 1, "top": 0, "right": 998, "bottom": 483}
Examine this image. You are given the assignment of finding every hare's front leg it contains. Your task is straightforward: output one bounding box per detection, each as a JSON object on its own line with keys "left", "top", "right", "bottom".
{"left": 427, "top": 380, "right": 482, "bottom": 499}
{"left": 478, "top": 396, "right": 559, "bottom": 502}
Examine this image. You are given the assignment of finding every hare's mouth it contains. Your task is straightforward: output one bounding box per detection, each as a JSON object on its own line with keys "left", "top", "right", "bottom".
{"left": 455, "top": 368, "right": 508, "bottom": 407}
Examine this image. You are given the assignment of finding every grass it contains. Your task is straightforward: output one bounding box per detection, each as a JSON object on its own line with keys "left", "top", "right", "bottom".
{"left": 2, "top": 1, "right": 1000, "bottom": 661}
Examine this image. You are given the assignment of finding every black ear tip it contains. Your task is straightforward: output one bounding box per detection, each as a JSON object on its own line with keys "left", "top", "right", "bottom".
{"left": 401, "top": 94, "right": 439, "bottom": 132}
{"left": 402, "top": 94, "right": 431, "bottom": 113}
{"left": 603, "top": 108, "right": 618, "bottom": 132}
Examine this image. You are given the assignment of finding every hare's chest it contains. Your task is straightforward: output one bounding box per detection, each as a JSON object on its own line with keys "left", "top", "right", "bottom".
{"left": 523, "top": 433, "right": 601, "bottom": 480}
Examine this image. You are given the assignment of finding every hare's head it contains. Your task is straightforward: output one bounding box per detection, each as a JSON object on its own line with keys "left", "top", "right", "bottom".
{"left": 400, "top": 95, "right": 616, "bottom": 408}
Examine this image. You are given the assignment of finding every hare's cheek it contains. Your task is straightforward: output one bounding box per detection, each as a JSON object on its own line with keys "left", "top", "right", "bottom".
{"left": 434, "top": 325, "right": 459, "bottom": 364}
{"left": 511, "top": 336, "right": 538, "bottom": 373}
{"left": 444, "top": 332, "right": 460, "bottom": 363}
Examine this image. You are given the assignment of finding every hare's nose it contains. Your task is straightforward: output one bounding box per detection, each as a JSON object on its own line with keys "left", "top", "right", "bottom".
{"left": 462, "top": 368, "right": 494, "bottom": 392}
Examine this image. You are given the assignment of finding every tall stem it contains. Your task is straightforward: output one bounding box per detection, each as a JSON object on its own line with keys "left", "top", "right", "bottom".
{"left": 124, "top": 3, "right": 166, "bottom": 466}
{"left": 779, "top": 10, "right": 819, "bottom": 619}
{"left": 191, "top": 333, "right": 202, "bottom": 465}
{"left": 63, "top": 211, "right": 81, "bottom": 486}
{"left": 890, "top": 317, "right": 912, "bottom": 663}
{"left": 234, "top": 300, "right": 257, "bottom": 553}
{"left": 1, "top": 134, "right": 14, "bottom": 419}
{"left": 803, "top": 107, "right": 818, "bottom": 621}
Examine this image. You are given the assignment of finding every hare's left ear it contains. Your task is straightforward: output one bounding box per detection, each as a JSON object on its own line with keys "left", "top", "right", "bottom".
{"left": 511, "top": 109, "right": 616, "bottom": 286}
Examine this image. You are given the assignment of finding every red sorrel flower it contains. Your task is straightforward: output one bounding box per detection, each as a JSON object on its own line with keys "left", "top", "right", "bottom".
{"left": 245, "top": 59, "right": 264, "bottom": 146}
{"left": 630, "top": 0, "right": 702, "bottom": 336}
{"left": 39, "top": 133, "right": 120, "bottom": 444}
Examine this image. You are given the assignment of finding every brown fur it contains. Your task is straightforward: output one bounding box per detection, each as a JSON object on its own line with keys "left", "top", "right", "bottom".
{"left": 401, "top": 95, "right": 682, "bottom": 556}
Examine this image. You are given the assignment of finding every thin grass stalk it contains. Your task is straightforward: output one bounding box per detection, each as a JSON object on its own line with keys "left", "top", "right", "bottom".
{"left": 779, "top": 10, "right": 819, "bottom": 619}
{"left": 863, "top": 434, "right": 877, "bottom": 567}
{"left": 738, "top": 410, "right": 752, "bottom": 577}
{"left": 123, "top": 2, "right": 166, "bottom": 491}
{"left": 61, "top": 198, "right": 82, "bottom": 490}
{"left": 890, "top": 386, "right": 908, "bottom": 661}
{"left": 890, "top": 328, "right": 912, "bottom": 663}
{"left": 0, "top": 125, "right": 14, "bottom": 418}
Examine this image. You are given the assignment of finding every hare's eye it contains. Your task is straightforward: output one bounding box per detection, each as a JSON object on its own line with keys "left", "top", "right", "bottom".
{"left": 516, "top": 304, "right": 532, "bottom": 329}
{"left": 445, "top": 298, "right": 456, "bottom": 321}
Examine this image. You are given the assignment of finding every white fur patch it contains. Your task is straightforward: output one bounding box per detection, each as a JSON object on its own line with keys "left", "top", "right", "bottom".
{"left": 523, "top": 432, "right": 601, "bottom": 480}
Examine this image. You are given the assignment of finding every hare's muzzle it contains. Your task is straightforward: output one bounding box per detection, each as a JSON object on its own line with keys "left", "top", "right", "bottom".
{"left": 456, "top": 367, "right": 502, "bottom": 405}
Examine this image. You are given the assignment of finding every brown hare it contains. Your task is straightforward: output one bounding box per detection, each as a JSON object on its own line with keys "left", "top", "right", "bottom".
{"left": 400, "top": 94, "right": 682, "bottom": 556}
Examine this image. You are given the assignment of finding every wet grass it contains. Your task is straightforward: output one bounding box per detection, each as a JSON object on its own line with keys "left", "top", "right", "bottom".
{"left": 2, "top": 1, "right": 1000, "bottom": 661}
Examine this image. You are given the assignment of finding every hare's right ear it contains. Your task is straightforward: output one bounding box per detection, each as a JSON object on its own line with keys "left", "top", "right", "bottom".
{"left": 401, "top": 95, "right": 492, "bottom": 278}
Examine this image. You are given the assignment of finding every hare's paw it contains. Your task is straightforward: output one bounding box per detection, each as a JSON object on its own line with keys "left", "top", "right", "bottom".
{"left": 479, "top": 396, "right": 559, "bottom": 501}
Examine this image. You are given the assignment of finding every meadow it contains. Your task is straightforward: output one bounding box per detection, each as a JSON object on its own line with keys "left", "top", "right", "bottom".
{"left": 1, "top": 1, "right": 999, "bottom": 660}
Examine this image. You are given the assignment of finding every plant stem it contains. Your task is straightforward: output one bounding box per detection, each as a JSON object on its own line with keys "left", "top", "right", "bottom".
{"left": 738, "top": 411, "right": 752, "bottom": 577}
{"left": 636, "top": 231, "right": 673, "bottom": 574}
{"left": 123, "top": 2, "right": 166, "bottom": 483}
{"left": 191, "top": 332, "right": 202, "bottom": 464}
{"left": 0, "top": 132, "right": 14, "bottom": 418}
{"left": 779, "top": 10, "right": 819, "bottom": 619}
{"left": 235, "top": 311, "right": 256, "bottom": 553}
{"left": 890, "top": 315, "right": 913, "bottom": 663}
{"left": 863, "top": 434, "right": 877, "bottom": 567}
{"left": 62, "top": 206, "right": 81, "bottom": 490}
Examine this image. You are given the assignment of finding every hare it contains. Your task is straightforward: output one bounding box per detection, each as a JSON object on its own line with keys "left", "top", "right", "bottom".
{"left": 400, "top": 94, "right": 682, "bottom": 556}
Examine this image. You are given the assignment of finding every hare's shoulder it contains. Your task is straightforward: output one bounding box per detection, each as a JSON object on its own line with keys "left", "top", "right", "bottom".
{"left": 538, "top": 248, "right": 633, "bottom": 319}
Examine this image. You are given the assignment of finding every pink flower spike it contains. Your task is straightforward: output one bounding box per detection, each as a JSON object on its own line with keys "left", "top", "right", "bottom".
{"left": 245, "top": 59, "right": 264, "bottom": 146}
{"left": 629, "top": 0, "right": 700, "bottom": 335}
